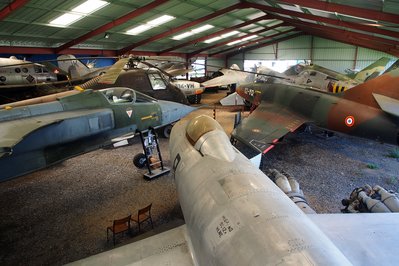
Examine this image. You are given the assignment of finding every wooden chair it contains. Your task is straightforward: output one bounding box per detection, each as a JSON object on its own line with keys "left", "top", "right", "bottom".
{"left": 131, "top": 203, "right": 154, "bottom": 233}
{"left": 106, "top": 214, "right": 131, "bottom": 246}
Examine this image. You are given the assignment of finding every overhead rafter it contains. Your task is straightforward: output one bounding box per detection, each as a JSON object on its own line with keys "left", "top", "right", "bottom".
{"left": 55, "top": 0, "right": 169, "bottom": 54}
{"left": 302, "top": 28, "right": 399, "bottom": 57}
{"left": 118, "top": 2, "right": 244, "bottom": 55}
{"left": 158, "top": 14, "right": 271, "bottom": 55}
{"left": 278, "top": 0, "right": 399, "bottom": 24}
{"left": 0, "top": 46, "right": 188, "bottom": 57}
{"left": 264, "top": 13, "right": 399, "bottom": 55}
{"left": 188, "top": 22, "right": 286, "bottom": 58}
{"left": 242, "top": 2, "right": 399, "bottom": 40}
{"left": 226, "top": 32, "right": 304, "bottom": 58}
{"left": 209, "top": 28, "right": 298, "bottom": 57}
{"left": 0, "top": 0, "right": 29, "bottom": 21}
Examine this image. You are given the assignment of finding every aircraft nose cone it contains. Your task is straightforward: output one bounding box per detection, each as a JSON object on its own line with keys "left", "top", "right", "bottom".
{"left": 158, "top": 100, "right": 196, "bottom": 125}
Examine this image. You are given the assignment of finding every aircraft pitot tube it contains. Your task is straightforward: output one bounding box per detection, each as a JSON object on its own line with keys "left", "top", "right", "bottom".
{"left": 341, "top": 184, "right": 399, "bottom": 213}
{"left": 169, "top": 115, "right": 351, "bottom": 265}
{"left": 268, "top": 169, "right": 316, "bottom": 214}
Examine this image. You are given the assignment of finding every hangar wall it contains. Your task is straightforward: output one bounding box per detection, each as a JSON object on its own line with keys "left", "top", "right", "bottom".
{"left": 225, "top": 35, "right": 397, "bottom": 73}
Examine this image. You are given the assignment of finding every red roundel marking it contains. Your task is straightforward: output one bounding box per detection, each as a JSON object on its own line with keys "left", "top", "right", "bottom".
{"left": 345, "top": 116, "right": 355, "bottom": 127}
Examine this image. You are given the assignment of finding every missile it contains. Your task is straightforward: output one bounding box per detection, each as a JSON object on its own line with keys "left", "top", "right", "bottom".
{"left": 169, "top": 115, "right": 351, "bottom": 265}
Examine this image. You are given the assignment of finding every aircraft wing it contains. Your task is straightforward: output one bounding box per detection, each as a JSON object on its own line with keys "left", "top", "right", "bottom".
{"left": 0, "top": 108, "right": 114, "bottom": 157}
{"left": 68, "top": 225, "right": 195, "bottom": 266}
{"left": 232, "top": 103, "right": 308, "bottom": 153}
{"left": 309, "top": 213, "right": 399, "bottom": 265}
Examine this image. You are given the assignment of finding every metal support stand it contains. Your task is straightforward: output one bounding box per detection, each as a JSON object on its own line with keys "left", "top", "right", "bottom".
{"left": 137, "top": 128, "right": 170, "bottom": 180}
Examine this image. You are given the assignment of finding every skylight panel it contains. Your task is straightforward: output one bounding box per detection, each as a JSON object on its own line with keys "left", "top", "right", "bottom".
{"left": 172, "top": 25, "right": 214, "bottom": 40}
{"left": 49, "top": 0, "right": 109, "bottom": 27}
{"left": 126, "top": 14, "right": 176, "bottom": 35}
{"left": 72, "top": 0, "right": 109, "bottom": 14}
{"left": 49, "top": 13, "right": 84, "bottom": 27}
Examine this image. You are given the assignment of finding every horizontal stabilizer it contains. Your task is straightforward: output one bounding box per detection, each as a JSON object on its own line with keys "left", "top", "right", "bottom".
{"left": 68, "top": 225, "right": 194, "bottom": 266}
{"left": 373, "top": 93, "right": 399, "bottom": 117}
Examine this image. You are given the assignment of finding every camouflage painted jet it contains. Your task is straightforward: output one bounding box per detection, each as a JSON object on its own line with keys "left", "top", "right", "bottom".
{"left": 0, "top": 87, "right": 194, "bottom": 181}
{"left": 232, "top": 67, "right": 399, "bottom": 154}
{"left": 259, "top": 57, "right": 391, "bottom": 93}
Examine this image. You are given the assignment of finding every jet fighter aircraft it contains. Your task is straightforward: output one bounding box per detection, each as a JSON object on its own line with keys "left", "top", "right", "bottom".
{"left": 232, "top": 67, "right": 399, "bottom": 154}
{"left": 57, "top": 54, "right": 111, "bottom": 80}
{"left": 70, "top": 115, "right": 399, "bottom": 265}
{"left": 0, "top": 56, "right": 66, "bottom": 90}
{"left": 0, "top": 87, "right": 194, "bottom": 181}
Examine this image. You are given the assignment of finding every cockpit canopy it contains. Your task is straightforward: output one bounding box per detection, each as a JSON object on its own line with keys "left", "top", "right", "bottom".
{"left": 100, "top": 87, "right": 157, "bottom": 104}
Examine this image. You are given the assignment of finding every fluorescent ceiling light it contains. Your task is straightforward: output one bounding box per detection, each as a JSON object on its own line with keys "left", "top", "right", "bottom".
{"left": 221, "top": 31, "right": 240, "bottom": 38}
{"left": 173, "top": 24, "right": 214, "bottom": 40}
{"left": 126, "top": 14, "right": 175, "bottom": 35}
{"left": 204, "top": 36, "right": 222, "bottom": 43}
{"left": 49, "top": 0, "right": 109, "bottom": 27}
{"left": 227, "top": 35, "right": 258, "bottom": 46}
{"left": 192, "top": 24, "right": 214, "bottom": 33}
{"left": 72, "top": 0, "right": 109, "bottom": 14}
{"left": 49, "top": 13, "right": 83, "bottom": 26}
{"left": 126, "top": 25, "right": 152, "bottom": 35}
{"left": 227, "top": 40, "right": 242, "bottom": 46}
{"left": 148, "top": 15, "right": 175, "bottom": 26}
{"left": 204, "top": 30, "right": 240, "bottom": 43}
{"left": 173, "top": 32, "right": 194, "bottom": 40}
{"left": 241, "top": 35, "right": 258, "bottom": 41}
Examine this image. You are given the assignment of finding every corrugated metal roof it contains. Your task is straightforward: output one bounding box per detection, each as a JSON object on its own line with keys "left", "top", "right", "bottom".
{"left": 0, "top": 0, "right": 395, "bottom": 58}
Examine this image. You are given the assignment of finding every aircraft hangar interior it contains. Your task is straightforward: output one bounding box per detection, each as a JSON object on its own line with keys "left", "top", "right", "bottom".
{"left": 0, "top": 0, "right": 399, "bottom": 265}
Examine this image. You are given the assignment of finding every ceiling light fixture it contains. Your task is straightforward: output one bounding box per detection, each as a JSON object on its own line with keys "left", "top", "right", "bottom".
{"left": 126, "top": 15, "right": 175, "bottom": 35}
{"left": 49, "top": 0, "right": 109, "bottom": 27}
{"left": 173, "top": 24, "right": 214, "bottom": 40}
{"left": 204, "top": 30, "right": 240, "bottom": 43}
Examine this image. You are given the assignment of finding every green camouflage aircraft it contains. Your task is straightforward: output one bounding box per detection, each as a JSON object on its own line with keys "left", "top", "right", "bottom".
{"left": 0, "top": 87, "right": 194, "bottom": 181}
{"left": 232, "top": 67, "right": 399, "bottom": 154}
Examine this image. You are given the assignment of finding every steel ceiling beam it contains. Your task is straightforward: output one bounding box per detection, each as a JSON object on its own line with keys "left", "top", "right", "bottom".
{"left": 226, "top": 32, "right": 304, "bottom": 58}
{"left": 278, "top": 0, "right": 399, "bottom": 24}
{"left": 209, "top": 28, "right": 298, "bottom": 57}
{"left": 243, "top": 2, "right": 399, "bottom": 40}
{"left": 188, "top": 22, "right": 286, "bottom": 58}
{"left": 278, "top": 15, "right": 399, "bottom": 47}
{"left": 158, "top": 14, "right": 271, "bottom": 55}
{"left": 118, "top": 2, "right": 244, "bottom": 55}
{"left": 55, "top": 0, "right": 169, "bottom": 53}
{"left": 262, "top": 12, "right": 399, "bottom": 54}
{"left": 302, "top": 28, "right": 399, "bottom": 56}
{"left": 0, "top": 0, "right": 29, "bottom": 20}
{"left": 0, "top": 46, "right": 189, "bottom": 57}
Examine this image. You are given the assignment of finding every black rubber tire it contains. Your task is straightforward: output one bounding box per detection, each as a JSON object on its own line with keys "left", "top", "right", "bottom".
{"left": 133, "top": 153, "right": 147, "bottom": 168}
{"left": 161, "top": 125, "right": 172, "bottom": 138}
{"left": 187, "top": 94, "right": 201, "bottom": 104}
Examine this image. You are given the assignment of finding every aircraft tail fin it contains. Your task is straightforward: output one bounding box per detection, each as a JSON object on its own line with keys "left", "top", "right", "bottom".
{"left": 341, "top": 67, "right": 399, "bottom": 109}
{"left": 351, "top": 57, "right": 390, "bottom": 82}
{"left": 382, "top": 59, "right": 399, "bottom": 75}
{"left": 57, "top": 55, "right": 90, "bottom": 79}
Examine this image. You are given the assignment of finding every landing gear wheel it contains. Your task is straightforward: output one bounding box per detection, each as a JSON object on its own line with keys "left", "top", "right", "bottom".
{"left": 187, "top": 94, "right": 201, "bottom": 104}
{"left": 133, "top": 153, "right": 147, "bottom": 168}
{"left": 161, "top": 125, "right": 172, "bottom": 138}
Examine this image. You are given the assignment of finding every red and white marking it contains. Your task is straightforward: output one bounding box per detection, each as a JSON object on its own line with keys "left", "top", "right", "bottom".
{"left": 345, "top": 116, "right": 355, "bottom": 127}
